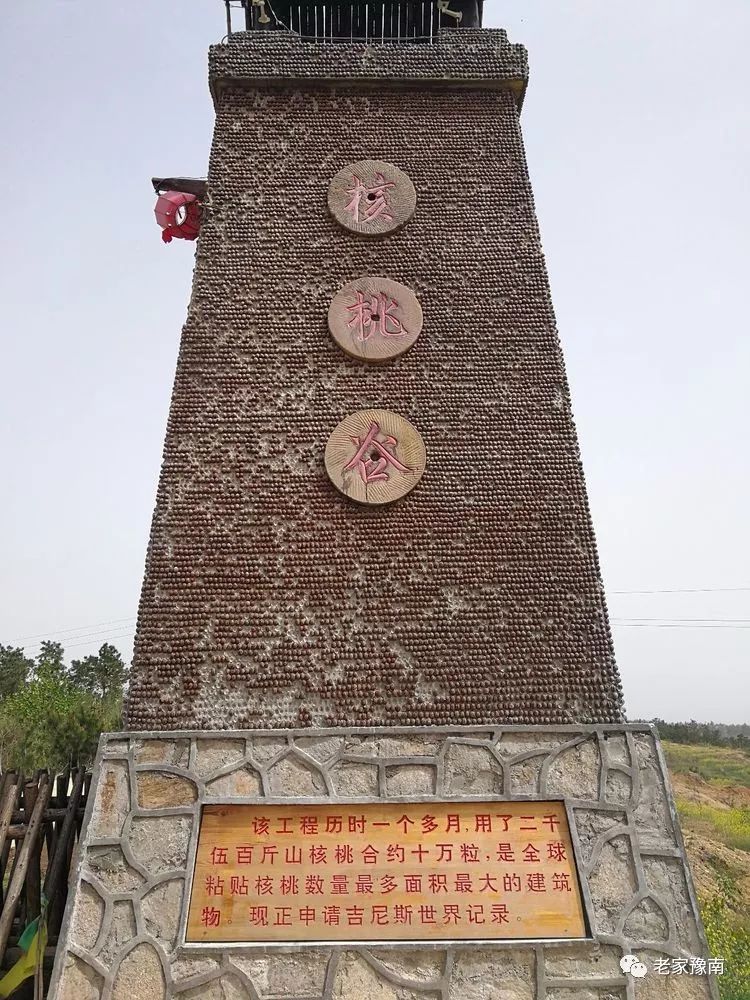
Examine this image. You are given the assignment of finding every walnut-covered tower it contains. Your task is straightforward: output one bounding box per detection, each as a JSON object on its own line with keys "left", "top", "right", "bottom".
{"left": 127, "top": 2, "right": 624, "bottom": 730}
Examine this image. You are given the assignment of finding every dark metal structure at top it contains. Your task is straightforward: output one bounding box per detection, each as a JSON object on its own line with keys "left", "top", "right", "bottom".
{"left": 232, "top": 0, "right": 483, "bottom": 41}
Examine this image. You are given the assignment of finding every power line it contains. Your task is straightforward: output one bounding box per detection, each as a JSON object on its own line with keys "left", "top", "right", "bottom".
{"left": 612, "top": 623, "right": 750, "bottom": 630}
{"left": 31, "top": 630, "right": 137, "bottom": 653}
{"left": 610, "top": 587, "right": 750, "bottom": 595}
{"left": 65, "top": 630, "right": 135, "bottom": 649}
{"left": 11, "top": 616, "right": 136, "bottom": 644}
{"left": 612, "top": 615, "right": 750, "bottom": 625}
{"left": 21, "top": 622, "right": 136, "bottom": 644}
{"left": 7, "top": 588, "right": 750, "bottom": 651}
{"left": 21, "top": 629, "right": 136, "bottom": 655}
{"left": 17, "top": 628, "right": 137, "bottom": 655}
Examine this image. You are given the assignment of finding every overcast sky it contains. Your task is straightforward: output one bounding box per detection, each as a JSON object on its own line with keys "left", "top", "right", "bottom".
{"left": 1, "top": 1, "right": 748, "bottom": 723}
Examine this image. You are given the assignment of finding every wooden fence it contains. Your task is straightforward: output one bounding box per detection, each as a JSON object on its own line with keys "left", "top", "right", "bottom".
{"left": 0, "top": 769, "right": 90, "bottom": 999}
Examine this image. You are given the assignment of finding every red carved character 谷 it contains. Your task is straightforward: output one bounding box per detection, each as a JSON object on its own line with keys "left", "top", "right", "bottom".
{"left": 344, "top": 421, "right": 412, "bottom": 486}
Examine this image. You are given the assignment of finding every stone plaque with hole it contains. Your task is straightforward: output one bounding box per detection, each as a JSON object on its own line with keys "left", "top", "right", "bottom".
{"left": 328, "top": 160, "right": 417, "bottom": 237}
{"left": 325, "top": 408, "right": 426, "bottom": 505}
{"left": 328, "top": 276, "right": 423, "bottom": 362}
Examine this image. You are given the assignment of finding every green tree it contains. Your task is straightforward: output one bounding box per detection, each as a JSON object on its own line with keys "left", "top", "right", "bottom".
{"left": 0, "top": 645, "right": 33, "bottom": 699}
{"left": 0, "top": 641, "right": 127, "bottom": 772}
{"left": 34, "top": 640, "right": 66, "bottom": 681}
{"left": 70, "top": 643, "right": 129, "bottom": 702}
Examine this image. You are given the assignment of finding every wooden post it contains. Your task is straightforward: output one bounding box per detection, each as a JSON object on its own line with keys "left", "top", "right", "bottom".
{"left": 1, "top": 775, "right": 21, "bottom": 876}
{"left": 45, "top": 771, "right": 65, "bottom": 872}
{"left": 23, "top": 777, "right": 42, "bottom": 925}
{"left": 0, "top": 775, "right": 51, "bottom": 967}
{"left": 44, "top": 769, "right": 85, "bottom": 932}
{"left": 0, "top": 775, "right": 18, "bottom": 910}
{"left": 47, "top": 770, "right": 69, "bottom": 937}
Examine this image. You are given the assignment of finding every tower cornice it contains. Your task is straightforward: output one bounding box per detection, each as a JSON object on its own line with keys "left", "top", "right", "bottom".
{"left": 209, "top": 29, "right": 528, "bottom": 110}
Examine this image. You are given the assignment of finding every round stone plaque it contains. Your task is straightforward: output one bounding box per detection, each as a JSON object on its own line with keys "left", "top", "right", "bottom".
{"left": 328, "top": 276, "right": 423, "bottom": 363}
{"left": 328, "top": 160, "right": 416, "bottom": 237}
{"left": 325, "top": 409, "right": 426, "bottom": 505}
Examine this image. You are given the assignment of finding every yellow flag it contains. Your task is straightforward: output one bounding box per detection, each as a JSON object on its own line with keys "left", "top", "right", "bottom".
{"left": 0, "top": 917, "right": 47, "bottom": 998}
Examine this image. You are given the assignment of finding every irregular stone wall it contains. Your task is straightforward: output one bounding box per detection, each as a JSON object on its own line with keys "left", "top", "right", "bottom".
{"left": 50, "top": 726, "right": 716, "bottom": 999}
{"left": 127, "top": 30, "right": 624, "bottom": 730}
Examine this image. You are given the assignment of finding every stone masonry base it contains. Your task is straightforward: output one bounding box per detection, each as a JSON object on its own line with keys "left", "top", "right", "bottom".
{"left": 49, "top": 726, "right": 716, "bottom": 999}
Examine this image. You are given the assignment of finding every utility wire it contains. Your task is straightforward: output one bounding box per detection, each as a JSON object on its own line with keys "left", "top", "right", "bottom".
{"left": 610, "top": 587, "right": 750, "bottom": 595}
{"left": 26, "top": 630, "right": 137, "bottom": 653}
{"left": 15, "top": 618, "right": 750, "bottom": 653}
{"left": 7, "top": 587, "right": 750, "bottom": 648}
{"left": 11, "top": 616, "right": 136, "bottom": 644}
{"left": 611, "top": 617, "right": 750, "bottom": 624}
{"left": 21, "top": 622, "right": 137, "bottom": 643}
{"left": 16, "top": 627, "right": 137, "bottom": 655}
{"left": 21, "top": 629, "right": 136, "bottom": 654}
{"left": 613, "top": 623, "right": 750, "bottom": 630}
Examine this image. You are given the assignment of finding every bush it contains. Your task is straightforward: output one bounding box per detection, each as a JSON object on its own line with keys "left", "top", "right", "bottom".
{"left": 676, "top": 799, "right": 750, "bottom": 853}
{"left": 701, "top": 875, "right": 750, "bottom": 1000}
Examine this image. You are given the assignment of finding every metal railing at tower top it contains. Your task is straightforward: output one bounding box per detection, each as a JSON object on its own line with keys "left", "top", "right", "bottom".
{"left": 233, "top": 1, "right": 483, "bottom": 42}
